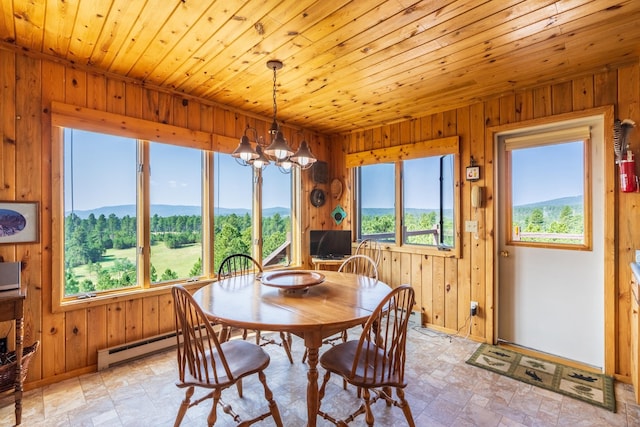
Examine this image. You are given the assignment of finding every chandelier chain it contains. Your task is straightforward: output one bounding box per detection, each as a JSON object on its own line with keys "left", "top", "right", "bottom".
{"left": 272, "top": 65, "right": 278, "bottom": 123}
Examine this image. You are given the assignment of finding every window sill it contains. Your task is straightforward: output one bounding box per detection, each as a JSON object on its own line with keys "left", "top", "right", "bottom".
{"left": 375, "top": 243, "right": 461, "bottom": 259}
{"left": 53, "top": 278, "right": 215, "bottom": 313}
{"left": 53, "top": 264, "right": 305, "bottom": 313}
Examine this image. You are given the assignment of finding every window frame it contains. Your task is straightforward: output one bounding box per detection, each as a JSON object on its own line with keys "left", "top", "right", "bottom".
{"left": 503, "top": 128, "right": 592, "bottom": 251}
{"left": 51, "top": 102, "right": 301, "bottom": 311}
{"left": 347, "top": 136, "right": 461, "bottom": 258}
{"left": 355, "top": 162, "right": 397, "bottom": 244}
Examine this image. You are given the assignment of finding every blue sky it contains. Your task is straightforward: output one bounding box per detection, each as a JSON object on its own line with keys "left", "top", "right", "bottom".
{"left": 64, "top": 129, "right": 291, "bottom": 212}
{"left": 511, "top": 141, "right": 583, "bottom": 206}
{"left": 65, "top": 129, "right": 584, "bottom": 212}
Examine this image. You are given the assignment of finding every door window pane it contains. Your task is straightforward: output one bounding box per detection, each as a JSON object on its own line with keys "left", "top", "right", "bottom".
{"left": 149, "top": 143, "right": 203, "bottom": 283}
{"left": 358, "top": 163, "right": 395, "bottom": 243}
{"left": 214, "top": 153, "right": 253, "bottom": 272}
{"left": 63, "top": 129, "right": 137, "bottom": 296}
{"left": 509, "top": 141, "right": 586, "bottom": 247}
{"left": 262, "top": 167, "right": 292, "bottom": 267}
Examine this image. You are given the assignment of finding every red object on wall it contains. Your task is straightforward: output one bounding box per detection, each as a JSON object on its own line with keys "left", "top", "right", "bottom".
{"left": 620, "top": 151, "right": 637, "bottom": 192}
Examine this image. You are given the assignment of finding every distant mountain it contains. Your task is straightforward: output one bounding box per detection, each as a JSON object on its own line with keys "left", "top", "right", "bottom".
{"left": 66, "top": 196, "right": 582, "bottom": 220}
{"left": 515, "top": 195, "right": 583, "bottom": 209}
{"left": 67, "top": 205, "right": 289, "bottom": 219}
{"left": 361, "top": 208, "right": 396, "bottom": 216}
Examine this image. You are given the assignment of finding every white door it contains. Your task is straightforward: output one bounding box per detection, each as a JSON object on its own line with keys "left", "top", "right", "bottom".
{"left": 497, "top": 116, "right": 605, "bottom": 368}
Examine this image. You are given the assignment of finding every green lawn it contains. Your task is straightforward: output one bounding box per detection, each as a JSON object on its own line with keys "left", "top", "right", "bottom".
{"left": 72, "top": 243, "right": 202, "bottom": 282}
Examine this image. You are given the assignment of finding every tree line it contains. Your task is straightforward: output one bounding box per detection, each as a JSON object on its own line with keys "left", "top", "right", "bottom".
{"left": 361, "top": 211, "right": 454, "bottom": 246}
{"left": 361, "top": 204, "right": 582, "bottom": 245}
{"left": 64, "top": 212, "right": 289, "bottom": 295}
{"left": 512, "top": 205, "right": 583, "bottom": 241}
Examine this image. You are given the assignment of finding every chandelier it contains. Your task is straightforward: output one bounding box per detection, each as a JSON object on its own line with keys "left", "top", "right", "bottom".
{"left": 232, "top": 59, "right": 317, "bottom": 173}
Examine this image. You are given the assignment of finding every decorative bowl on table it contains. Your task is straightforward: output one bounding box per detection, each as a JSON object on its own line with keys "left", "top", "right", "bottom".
{"left": 260, "top": 270, "right": 325, "bottom": 295}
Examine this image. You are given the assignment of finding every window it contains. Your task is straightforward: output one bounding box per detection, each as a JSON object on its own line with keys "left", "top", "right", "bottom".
{"left": 63, "top": 129, "right": 138, "bottom": 297}
{"left": 213, "top": 153, "right": 253, "bottom": 272}
{"left": 52, "top": 103, "right": 302, "bottom": 306}
{"left": 357, "top": 163, "right": 395, "bottom": 243}
{"left": 149, "top": 143, "right": 203, "bottom": 283}
{"left": 403, "top": 155, "right": 455, "bottom": 247}
{"left": 504, "top": 127, "right": 590, "bottom": 249}
{"left": 261, "top": 166, "right": 292, "bottom": 267}
{"left": 349, "top": 136, "right": 460, "bottom": 257}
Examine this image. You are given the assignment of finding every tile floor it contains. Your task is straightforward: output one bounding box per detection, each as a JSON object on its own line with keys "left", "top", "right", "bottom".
{"left": 2, "top": 317, "right": 640, "bottom": 426}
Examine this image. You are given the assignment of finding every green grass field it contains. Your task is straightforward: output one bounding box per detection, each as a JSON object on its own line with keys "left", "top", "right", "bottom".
{"left": 72, "top": 243, "right": 202, "bottom": 282}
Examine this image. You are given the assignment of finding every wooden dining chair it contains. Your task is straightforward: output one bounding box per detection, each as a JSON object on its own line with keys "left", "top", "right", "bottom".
{"left": 171, "top": 285, "right": 283, "bottom": 427}
{"left": 317, "top": 284, "right": 416, "bottom": 426}
{"left": 302, "top": 254, "right": 379, "bottom": 364}
{"left": 218, "top": 254, "right": 294, "bottom": 364}
{"left": 355, "top": 239, "right": 381, "bottom": 269}
{"left": 338, "top": 254, "right": 378, "bottom": 280}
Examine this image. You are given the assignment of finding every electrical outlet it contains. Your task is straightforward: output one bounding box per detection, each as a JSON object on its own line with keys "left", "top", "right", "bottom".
{"left": 470, "top": 301, "right": 478, "bottom": 317}
{"left": 0, "top": 337, "right": 7, "bottom": 354}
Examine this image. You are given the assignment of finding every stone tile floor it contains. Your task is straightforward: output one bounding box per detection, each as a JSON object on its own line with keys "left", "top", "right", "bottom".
{"left": 2, "top": 317, "right": 639, "bottom": 426}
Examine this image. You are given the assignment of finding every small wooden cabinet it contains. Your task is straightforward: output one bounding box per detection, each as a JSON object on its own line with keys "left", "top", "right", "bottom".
{"left": 631, "top": 265, "right": 640, "bottom": 404}
{"left": 0, "top": 289, "right": 26, "bottom": 425}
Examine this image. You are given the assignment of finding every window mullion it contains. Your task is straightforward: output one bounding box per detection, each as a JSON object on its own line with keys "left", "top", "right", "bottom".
{"left": 203, "top": 151, "right": 214, "bottom": 277}
{"left": 253, "top": 168, "right": 263, "bottom": 265}
{"left": 138, "top": 140, "right": 150, "bottom": 288}
{"left": 395, "top": 161, "right": 402, "bottom": 246}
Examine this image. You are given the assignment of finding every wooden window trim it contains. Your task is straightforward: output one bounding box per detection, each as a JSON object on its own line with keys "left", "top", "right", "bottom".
{"left": 504, "top": 137, "right": 592, "bottom": 251}
{"left": 350, "top": 136, "right": 461, "bottom": 258}
{"left": 345, "top": 136, "right": 459, "bottom": 168}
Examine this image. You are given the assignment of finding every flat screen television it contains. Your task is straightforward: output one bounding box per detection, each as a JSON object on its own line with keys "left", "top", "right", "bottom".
{"left": 309, "top": 230, "right": 352, "bottom": 259}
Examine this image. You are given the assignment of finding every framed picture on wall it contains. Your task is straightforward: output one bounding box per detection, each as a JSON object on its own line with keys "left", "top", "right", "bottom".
{"left": 0, "top": 201, "right": 39, "bottom": 244}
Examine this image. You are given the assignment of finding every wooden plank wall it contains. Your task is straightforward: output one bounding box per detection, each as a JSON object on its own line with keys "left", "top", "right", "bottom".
{"left": 0, "top": 50, "right": 333, "bottom": 387}
{"left": 340, "top": 61, "right": 640, "bottom": 380}
{"left": 1, "top": 47, "right": 639, "bottom": 385}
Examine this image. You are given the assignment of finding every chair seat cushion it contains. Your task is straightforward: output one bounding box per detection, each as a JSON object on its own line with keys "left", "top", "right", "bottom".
{"left": 319, "top": 340, "right": 404, "bottom": 388}
{"left": 183, "top": 340, "right": 270, "bottom": 387}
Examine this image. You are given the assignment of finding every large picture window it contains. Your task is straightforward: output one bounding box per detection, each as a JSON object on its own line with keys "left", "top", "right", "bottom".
{"left": 261, "top": 166, "right": 293, "bottom": 267}
{"left": 213, "top": 153, "right": 253, "bottom": 272}
{"left": 63, "top": 129, "right": 138, "bottom": 296}
{"left": 149, "top": 143, "right": 203, "bottom": 283}
{"left": 52, "top": 104, "right": 301, "bottom": 306}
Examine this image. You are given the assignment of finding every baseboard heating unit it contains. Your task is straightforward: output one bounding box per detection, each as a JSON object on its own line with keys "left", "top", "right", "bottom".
{"left": 97, "top": 331, "right": 179, "bottom": 371}
{"left": 97, "top": 324, "right": 225, "bottom": 371}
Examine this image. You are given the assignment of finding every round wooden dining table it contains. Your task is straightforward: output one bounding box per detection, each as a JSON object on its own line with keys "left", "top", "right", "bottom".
{"left": 191, "top": 269, "right": 392, "bottom": 427}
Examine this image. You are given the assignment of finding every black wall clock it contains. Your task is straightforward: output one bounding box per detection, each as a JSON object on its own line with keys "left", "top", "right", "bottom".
{"left": 310, "top": 188, "right": 326, "bottom": 207}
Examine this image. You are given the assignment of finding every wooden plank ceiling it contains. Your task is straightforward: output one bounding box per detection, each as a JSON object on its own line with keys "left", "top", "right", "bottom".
{"left": 1, "top": 0, "right": 640, "bottom": 134}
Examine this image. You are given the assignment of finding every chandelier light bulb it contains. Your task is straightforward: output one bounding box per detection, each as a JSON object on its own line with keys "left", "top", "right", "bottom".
{"left": 290, "top": 140, "right": 316, "bottom": 169}
{"left": 280, "top": 160, "right": 292, "bottom": 170}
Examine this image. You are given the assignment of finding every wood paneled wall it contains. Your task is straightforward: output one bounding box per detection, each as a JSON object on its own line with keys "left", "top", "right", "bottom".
{"left": 1, "top": 46, "right": 639, "bottom": 386}
{"left": 339, "top": 61, "right": 639, "bottom": 381}
{"left": 0, "top": 49, "right": 334, "bottom": 387}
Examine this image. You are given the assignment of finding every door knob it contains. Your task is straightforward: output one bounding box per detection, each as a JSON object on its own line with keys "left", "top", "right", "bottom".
{"left": 500, "top": 250, "right": 509, "bottom": 257}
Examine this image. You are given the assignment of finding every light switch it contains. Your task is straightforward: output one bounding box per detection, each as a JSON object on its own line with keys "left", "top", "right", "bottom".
{"left": 465, "top": 220, "right": 478, "bottom": 233}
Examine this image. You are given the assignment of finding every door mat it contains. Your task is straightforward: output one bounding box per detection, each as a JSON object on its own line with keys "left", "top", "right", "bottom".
{"left": 466, "top": 344, "right": 615, "bottom": 412}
